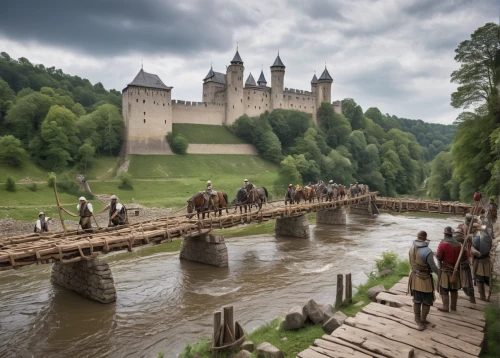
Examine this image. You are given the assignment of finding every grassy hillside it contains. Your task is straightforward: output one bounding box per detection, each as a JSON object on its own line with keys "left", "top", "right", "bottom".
{"left": 172, "top": 124, "right": 246, "bottom": 144}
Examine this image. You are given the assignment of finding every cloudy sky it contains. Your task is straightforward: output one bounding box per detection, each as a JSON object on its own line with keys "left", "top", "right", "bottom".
{"left": 1, "top": 0, "right": 498, "bottom": 124}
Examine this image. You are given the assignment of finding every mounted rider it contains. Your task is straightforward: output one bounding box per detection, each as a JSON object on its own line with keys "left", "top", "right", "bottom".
{"left": 471, "top": 225, "right": 493, "bottom": 301}
{"left": 436, "top": 226, "right": 463, "bottom": 312}
{"left": 204, "top": 181, "right": 217, "bottom": 209}
{"left": 408, "top": 230, "right": 439, "bottom": 331}
{"left": 285, "top": 184, "right": 294, "bottom": 205}
{"left": 243, "top": 178, "right": 254, "bottom": 193}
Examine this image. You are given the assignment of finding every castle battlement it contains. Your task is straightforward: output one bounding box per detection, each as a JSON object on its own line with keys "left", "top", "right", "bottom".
{"left": 122, "top": 50, "right": 341, "bottom": 155}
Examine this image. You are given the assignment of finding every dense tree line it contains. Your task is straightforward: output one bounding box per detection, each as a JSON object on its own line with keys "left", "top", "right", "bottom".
{"left": 428, "top": 22, "right": 500, "bottom": 202}
{"left": 0, "top": 53, "right": 123, "bottom": 172}
{"left": 232, "top": 99, "right": 433, "bottom": 197}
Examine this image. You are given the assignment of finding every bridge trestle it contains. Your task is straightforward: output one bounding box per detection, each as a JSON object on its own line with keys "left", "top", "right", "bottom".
{"left": 274, "top": 214, "right": 310, "bottom": 238}
{"left": 179, "top": 232, "right": 228, "bottom": 267}
{"left": 51, "top": 258, "right": 116, "bottom": 303}
{"left": 316, "top": 206, "right": 347, "bottom": 225}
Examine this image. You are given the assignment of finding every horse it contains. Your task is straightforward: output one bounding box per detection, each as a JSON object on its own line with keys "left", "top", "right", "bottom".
{"left": 231, "top": 186, "right": 268, "bottom": 213}
{"left": 294, "top": 188, "right": 306, "bottom": 204}
{"left": 326, "top": 185, "right": 337, "bottom": 202}
{"left": 305, "top": 185, "right": 316, "bottom": 203}
{"left": 187, "top": 191, "right": 229, "bottom": 219}
{"left": 350, "top": 184, "right": 361, "bottom": 198}
{"left": 338, "top": 185, "right": 347, "bottom": 200}
{"left": 315, "top": 181, "right": 327, "bottom": 202}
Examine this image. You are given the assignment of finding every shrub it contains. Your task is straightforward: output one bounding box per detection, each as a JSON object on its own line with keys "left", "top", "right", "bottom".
{"left": 0, "top": 135, "right": 26, "bottom": 167}
{"left": 375, "top": 251, "right": 399, "bottom": 272}
{"left": 6, "top": 177, "right": 16, "bottom": 192}
{"left": 119, "top": 172, "right": 133, "bottom": 189}
{"left": 27, "top": 183, "right": 38, "bottom": 192}
{"left": 172, "top": 135, "right": 189, "bottom": 155}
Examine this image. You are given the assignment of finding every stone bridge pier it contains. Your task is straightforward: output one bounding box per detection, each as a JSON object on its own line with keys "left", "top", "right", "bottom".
{"left": 179, "top": 232, "right": 228, "bottom": 267}
{"left": 51, "top": 258, "right": 116, "bottom": 303}
{"left": 316, "top": 206, "right": 347, "bottom": 225}
{"left": 348, "top": 201, "right": 375, "bottom": 216}
{"left": 275, "top": 214, "right": 310, "bottom": 239}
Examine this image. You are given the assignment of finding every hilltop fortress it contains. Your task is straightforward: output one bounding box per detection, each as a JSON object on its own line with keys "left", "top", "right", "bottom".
{"left": 122, "top": 49, "right": 341, "bottom": 154}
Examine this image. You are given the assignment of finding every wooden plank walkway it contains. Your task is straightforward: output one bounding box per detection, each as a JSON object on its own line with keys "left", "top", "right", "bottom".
{"left": 298, "top": 277, "right": 493, "bottom": 358}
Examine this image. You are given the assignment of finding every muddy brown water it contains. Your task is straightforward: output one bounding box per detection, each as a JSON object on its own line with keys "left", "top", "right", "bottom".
{"left": 0, "top": 213, "right": 462, "bottom": 358}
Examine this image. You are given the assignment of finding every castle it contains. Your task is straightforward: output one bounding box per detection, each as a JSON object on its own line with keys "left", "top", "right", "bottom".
{"left": 122, "top": 49, "right": 341, "bottom": 154}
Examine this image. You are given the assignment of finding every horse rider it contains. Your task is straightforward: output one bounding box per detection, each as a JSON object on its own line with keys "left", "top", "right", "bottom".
{"left": 285, "top": 184, "right": 294, "bottom": 205}
{"left": 408, "top": 230, "right": 439, "bottom": 331}
{"left": 453, "top": 227, "right": 475, "bottom": 303}
{"left": 204, "top": 180, "right": 217, "bottom": 209}
{"left": 471, "top": 225, "right": 493, "bottom": 301}
{"left": 59, "top": 197, "right": 94, "bottom": 233}
{"left": 243, "top": 178, "right": 254, "bottom": 193}
{"left": 97, "top": 195, "right": 128, "bottom": 227}
{"left": 436, "top": 226, "right": 462, "bottom": 312}
{"left": 34, "top": 212, "right": 52, "bottom": 233}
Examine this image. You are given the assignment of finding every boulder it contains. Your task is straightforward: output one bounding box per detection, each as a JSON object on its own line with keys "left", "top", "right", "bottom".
{"left": 322, "top": 311, "right": 347, "bottom": 334}
{"left": 322, "top": 303, "right": 335, "bottom": 322}
{"left": 303, "top": 299, "right": 323, "bottom": 324}
{"left": 366, "top": 285, "right": 386, "bottom": 301}
{"left": 256, "top": 342, "right": 285, "bottom": 358}
{"left": 378, "top": 268, "right": 393, "bottom": 277}
{"left": 240, "top": 341, "right": 255, "bottom": 352}
{"left": 231, "top": 350, "right": 251, "bottom": 358}
{"left": 282, "top": 306, "right": 306, "bottom": 330}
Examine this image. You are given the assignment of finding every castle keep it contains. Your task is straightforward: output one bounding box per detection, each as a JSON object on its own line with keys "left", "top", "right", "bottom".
{"left": 122, "top": 50, "right": 341, "bottom": 154}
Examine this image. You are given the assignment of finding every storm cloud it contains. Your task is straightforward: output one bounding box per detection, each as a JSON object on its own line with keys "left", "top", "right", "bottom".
{"left": 0, "top": 0, "right": 498, "bottom": 123}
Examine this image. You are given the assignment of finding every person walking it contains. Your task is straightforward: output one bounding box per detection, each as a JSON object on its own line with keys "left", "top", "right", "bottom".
{"left": 59, "top": 197, "right": 94, "bottom": 233}
{"left": 436, "top": 227, "right": 462, "bottom": 312}
{"left": 471, "top": 225, "right": 493, "bottom": 301}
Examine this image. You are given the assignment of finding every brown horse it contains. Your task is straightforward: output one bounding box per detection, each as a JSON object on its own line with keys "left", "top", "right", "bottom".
{"left": 187, "top": 191, "right": 229, "bottom": 219}
{"left": 294, "top": 188, "right": 306, "bottom": 204}
{"left": 305, "top": 186, "right": 316, "bottom": 203}
{"left": 337, "top": 185, "right": 347, "bottom": 200}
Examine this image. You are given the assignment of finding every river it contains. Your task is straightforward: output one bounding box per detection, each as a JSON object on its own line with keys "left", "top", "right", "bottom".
{"left": 0, "top": 213, "right": 462, "bottom": 358}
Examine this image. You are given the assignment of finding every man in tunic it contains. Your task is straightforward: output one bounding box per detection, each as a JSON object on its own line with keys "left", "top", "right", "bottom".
{"left": 487, "top": 198, "right": 498, "bottom": 226}
{"left": 471, "top": 226, "right": 493, "bottom": 301}
{"left": 34, "top": 212, "right": 52, "bottom": 233}
{"left": 59, "top": 197, "right": 94, "bottom": 233}
{"left": 97, "top": 195, "right": 128, "bottom": 227}
{"left": 203, "top": 181, "right": 217, "bottom": 209}
{"left": 436, "top": 226, "right": 462, "bottom": 312}
{"left": 408, "top": 230, "right": 439, "bottom": 331}
{"left": 453, "top": 228, "right": 475, "bottom": 303}
{"left": 285, "top": 184, "right": 294, "bottom": 205}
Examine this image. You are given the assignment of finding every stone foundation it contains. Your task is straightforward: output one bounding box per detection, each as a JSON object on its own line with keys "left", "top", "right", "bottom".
{"left": 274, "top": 215, "right": 310, "bottom": 239}
{"left": 51, "top": 258, "right": 116, "bottom": 303}
{"left": 349, "top": 203, "right": 373, "bottom": 216}
{"left": 316, "top": 207, "right": 347, "bottom": 225}
{"left": 180, "top": 234, "right": 228, "bottom": 267}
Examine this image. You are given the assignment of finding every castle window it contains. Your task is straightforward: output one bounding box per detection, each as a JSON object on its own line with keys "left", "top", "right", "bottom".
{"left": 235, "top": 87, "right": 237, "bottom": 91}
{"left": 255, "top": 106, "right": 256, "bottom": 109}
{"left": 143, "top": 100, "right": 145, "bottom": 103}
{"left": 136, "top": 99, "right": 138, "bottom": 102}
{"left": 275, "top": 95, "right": 277, "bottom": 98}
{"left": 163, "top": 103, "right": 165, "bottom": 106}
{"left": 259, "top": 107, "right": 261, "bottom": 109}
{"left": 300, "top": 106, "right": 301, "bottom": 108}
{"left": 241, "top": 99, "right": 242, "bottom": 103}
{"left": 266, "top": 104, "right": 268, "bottom": 107}
{"left": 305, "top": 106, "right": 307, "bottom": 109}
{"left": 144, "top": 112, "right": 146, "bottom": 115}
{"left": 253, "top": 91, "right": 255, "bottom": 94}
{"left": 154, "top": 101, "right": 155, "bottom": 104}
{"left": 248, "top": 96, "right": 250, "bottom": 100}
{"left": 233, "top": 105, "right": 234, "bottom": 109}
{"left": 248, "top": 105, "right": 250, "bottom": 108}
{"left": 144, "top": 119, "right": 146, "bottom": 123}
{"left": 165, "top": 120, "right": 166, "bottom": 124}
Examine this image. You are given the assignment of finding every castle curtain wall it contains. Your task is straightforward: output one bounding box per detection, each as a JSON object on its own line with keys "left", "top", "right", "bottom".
{"left": 172, "top": 101, "right": 225, "bottom": 125}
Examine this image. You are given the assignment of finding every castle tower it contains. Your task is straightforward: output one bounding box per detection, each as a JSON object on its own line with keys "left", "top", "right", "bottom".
{"left": 245, "top": 73, "right": 257, "bottom": 87}
{"left": 122, "top": 68, "right": 173, "bottom": 154}
{"left": 225, "top": 49, "right": 245, "bottom": 124}
{"left": 316, "top": 66, "right": 333, "bottom": 112}
{"left": 257, "top": 70, "right": 267, "bottom": 87}
{"left": 311, "top": 73, "right": 318, "bottom": 96}
{"left": 270, "top": 53, "right": 285, "bottom": 110}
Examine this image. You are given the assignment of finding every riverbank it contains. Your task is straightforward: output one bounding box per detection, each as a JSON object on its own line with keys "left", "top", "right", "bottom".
{"left": 175, "top": 255, "right": 410, "bottom": 357}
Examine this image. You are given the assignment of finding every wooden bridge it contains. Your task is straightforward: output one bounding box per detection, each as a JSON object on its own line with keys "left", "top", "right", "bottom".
{"left": 0, "top": 193, "right": 472, "bottom": 303}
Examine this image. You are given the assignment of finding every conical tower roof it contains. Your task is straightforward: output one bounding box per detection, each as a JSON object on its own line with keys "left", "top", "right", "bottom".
{"left": 257, "top": 70, "right": 267, "bottom": 86}
{"left": 271, "top": 53, "right": 285, "bottom": 68}
{"left": 318, "top": 67, "right": 333, "bottom": 82}
{"left": 245, "top": 73, "right": 257, "bottom": 87}
{"left": 203, "top": 65, "right": 215, "bottom": 81}
{"left": 311, "top": 74, "right": 318, "bottom": 84}
{"left": 231, "top": 49, "right": 244, "bottom": 64}
{"left": 127, "top": 68, "right": 172, "bottom": 90}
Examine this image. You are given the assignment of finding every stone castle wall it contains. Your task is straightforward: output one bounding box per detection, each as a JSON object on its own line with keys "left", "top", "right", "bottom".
{"left": 51, "top": 258, "right": 116, "bottom": 303}
{"left": 172, "top": 100, "right": 225, "bottom": 125}
{"left": 243, "top": 87, "right": 272, "bottom": 117}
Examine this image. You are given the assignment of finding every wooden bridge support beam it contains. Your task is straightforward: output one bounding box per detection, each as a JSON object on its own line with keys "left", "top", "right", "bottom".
{"left": 274, "top": 214, "right": 310, "bottom": 239}
{"left": 316, "top": 207, "right": 347, "bottom": 225}
{"left": 179, "top": 233, "right": 228, "bottom": 267}
{"left": 51, "top": 258, "right": 116, "bottom": 303}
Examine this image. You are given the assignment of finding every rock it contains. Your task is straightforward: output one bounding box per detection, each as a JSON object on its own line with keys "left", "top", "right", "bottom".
{"left": 240, "top": 341, "right": 255, "bottom": 352}
{"left": 322, "top": 303, "right": 335, "bottom": 322}
{"left": 366, "top": 285, "right": 386, "bottom": 301}
{"left": 232, "top": 350, "right": 251, "bottom": 358}
{"left": 256, "top": 342, "right": 285, "bottom": 358}
{"left": 282, "top": 306, "right": 306, "bottom": 330}
{"left": 281, "top": 337, "right": 288, "bottom": 341}
{"left": 378, "top": 268, "right": 393, "bottom": 277}
{"left": 354, "top": 301, "right": 365, "bottom": 307}
{"left": 322, "top": 311, "right": 347, "bottom": 334}
{"left": 303, "top": 299, "right": 323, "bottom": 324}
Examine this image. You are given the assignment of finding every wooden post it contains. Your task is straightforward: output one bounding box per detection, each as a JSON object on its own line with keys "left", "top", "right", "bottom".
{"left": 439, "top": 200, "right": 442, "bottom": 214}
{"left": 212, "top": 311, "right": 222, "bottom": 348}
{"left": 223, "top": 305, "right": 234, "bottom": 344}
{"left": 344, "top": 273, "right": 352, "bottom": 305}
{"left": 335, "top": 274, "right": 344, "bottom": 308}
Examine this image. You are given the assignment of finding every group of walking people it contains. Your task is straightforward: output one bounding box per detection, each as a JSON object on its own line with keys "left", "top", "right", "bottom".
{"left": 408, "top": 198, "right": 496, "bottom": 331}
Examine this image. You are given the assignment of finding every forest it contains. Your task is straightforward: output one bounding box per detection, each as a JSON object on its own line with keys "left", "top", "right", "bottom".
{"left": 231, "top": 101, "right": 455, "bottom": 197}
{"left": 427, "top": 22, "right": 500, "bottom": 202}
{"left": 0, "top": 52, "right": 123, "bottom": 172}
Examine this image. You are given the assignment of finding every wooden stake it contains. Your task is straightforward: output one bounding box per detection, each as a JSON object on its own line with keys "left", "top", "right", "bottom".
{"left": 223, "top": 306, "right": 234, "bottom": 344}
{"left": 52, "top": 176, "right": 67, "bottom": 233}
{"left": 213, "top": 311, "right": 222, "bottom": 348}
{"left": 335, "top": 274, "right": 344, "bottom": 308}
{"left": 344, "top": 273, "right": 352, "bottom": 305}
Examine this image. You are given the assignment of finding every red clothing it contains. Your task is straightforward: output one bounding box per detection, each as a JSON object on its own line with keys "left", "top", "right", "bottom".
{"left": 436, "top": 241, "right": 463, "bottom": 265}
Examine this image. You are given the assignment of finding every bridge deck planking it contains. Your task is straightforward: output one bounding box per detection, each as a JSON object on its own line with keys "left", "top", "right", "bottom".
{"left": 0, "top": 194, "right": 473, "bottom": 271}
{"left": 298, "top": 277, "right": 493, "bottom": 358}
